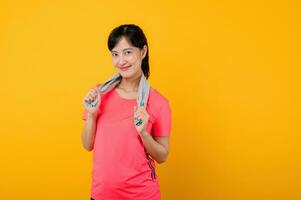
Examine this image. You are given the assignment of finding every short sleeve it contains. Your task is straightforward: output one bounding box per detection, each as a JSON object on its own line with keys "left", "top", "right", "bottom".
{"left": 152, "top": 101, "right": 172, "bottom": 137}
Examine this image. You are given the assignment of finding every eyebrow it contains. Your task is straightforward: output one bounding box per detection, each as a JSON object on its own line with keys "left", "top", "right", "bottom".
{"left": 111, "top": 47, "right": 134, "bottom": 53}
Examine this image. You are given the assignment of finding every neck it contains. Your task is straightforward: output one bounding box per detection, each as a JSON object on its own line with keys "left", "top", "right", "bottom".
{"left": 118, "top": 73, "right": 142, "bottom": 91}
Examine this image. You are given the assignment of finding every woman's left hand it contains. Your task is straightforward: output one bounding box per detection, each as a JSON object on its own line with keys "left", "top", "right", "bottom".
{"left": 134, "top": 106, "right": 149, "bottom": 136}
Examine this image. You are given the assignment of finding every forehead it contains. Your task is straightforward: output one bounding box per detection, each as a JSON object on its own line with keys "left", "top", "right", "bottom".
{"left": 111, "top": 37, "right": 134, "bottom": 52}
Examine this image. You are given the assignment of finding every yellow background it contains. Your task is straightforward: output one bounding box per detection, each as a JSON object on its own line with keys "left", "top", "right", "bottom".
{"left": 1, "top": 0, "right": 300, "bottom": 199}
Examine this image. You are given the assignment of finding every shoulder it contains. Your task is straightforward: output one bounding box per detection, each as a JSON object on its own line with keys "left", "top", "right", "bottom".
{"left": 148, "top": 87, "right": 170, "bottom": 106}
{"left": 147, "top": 87, "right": 171, "bottom": 118}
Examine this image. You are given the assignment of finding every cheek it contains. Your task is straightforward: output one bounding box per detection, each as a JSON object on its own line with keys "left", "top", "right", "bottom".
{"left": 112, "top": 58, "right": 118, "bottom": 66}
{"left": 130, "top": 53, "right": 141, "bottom": 62}
{"left": 127, "top": 55, "right": 136, "bottom": 63}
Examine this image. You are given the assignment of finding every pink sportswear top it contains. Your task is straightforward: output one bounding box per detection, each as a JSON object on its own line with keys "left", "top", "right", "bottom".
{"left": 82, "top": 86, "right": 172, "bottom": 200}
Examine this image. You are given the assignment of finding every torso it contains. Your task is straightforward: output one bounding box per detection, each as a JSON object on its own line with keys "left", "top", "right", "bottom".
{"left": 91, "top": 87, "right": 161, "bottom": 199}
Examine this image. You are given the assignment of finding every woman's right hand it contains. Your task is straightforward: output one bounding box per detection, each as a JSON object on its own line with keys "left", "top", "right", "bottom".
{"left": 83, "top": 87, "right": 101, "bottom": 116}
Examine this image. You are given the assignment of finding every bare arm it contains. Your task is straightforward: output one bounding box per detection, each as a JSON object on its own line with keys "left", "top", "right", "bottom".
{"left": 140, "top": 132, "right": 170, "bottom": 164}
{"left": 81, "top": 87, "right": 101, "bottom": 151}
{"left": 81, "top": 113, "right": 97, "bottom": 151}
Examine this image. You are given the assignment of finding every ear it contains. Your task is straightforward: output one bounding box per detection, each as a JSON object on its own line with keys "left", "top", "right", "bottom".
{"left": 141, "top": 45, "right": 147, "bottom": 59}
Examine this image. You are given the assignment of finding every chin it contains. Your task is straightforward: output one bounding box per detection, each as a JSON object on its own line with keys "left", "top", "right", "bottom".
{"left": 118, "top": 71, "right": 135, "bottom": 78}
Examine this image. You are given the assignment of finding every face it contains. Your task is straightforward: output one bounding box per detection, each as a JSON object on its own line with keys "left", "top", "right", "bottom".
{"left": 111, "top": 37, "right": 147, "bottom": 79}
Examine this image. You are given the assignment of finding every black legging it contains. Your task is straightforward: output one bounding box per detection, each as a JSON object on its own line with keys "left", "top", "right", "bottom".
{"left": 90, "top": 198, "right": 94, "bottom": 200}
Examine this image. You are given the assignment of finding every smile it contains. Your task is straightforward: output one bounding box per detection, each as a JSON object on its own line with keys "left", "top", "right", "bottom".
{"left": 119, "top": 66, "right": 131, "bottom": 71}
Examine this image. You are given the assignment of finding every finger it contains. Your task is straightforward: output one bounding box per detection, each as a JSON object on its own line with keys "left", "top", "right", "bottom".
{"left": 137, "top": 106, "right": 146, "bottom": 113}
{"left": 88, "top": 94, "right": 96, "bottom": 101}
{"left": 89, "top": 90, "right": 97, "bottom": 95}
{"left": 89, "top": 89, "right": 96, "bottom": 94}
{"left": 136, "top": 110, "right": 144, "bottom": 116}
{"left": 94, "top": 87, "right": 99, "bottom": 94}
{"left": 88, "top": 94, "right": 94, "bottom": 100}
{"left": 89, "top": 89, "right": 97, "bottom": 96}
{"left": 137, "top": 109, "right": 145, "bottom": 115}
{"left": 93, "top": 88, "right": 98, "bottom": 95}
{"left": 137, "top": 112, "right": 144, "bottom": 117}
{"left": 87, "top": 91, "right": 95, "bottom": 98}
{"left": 91, "top": 90, "right": 98, "bottom": 96}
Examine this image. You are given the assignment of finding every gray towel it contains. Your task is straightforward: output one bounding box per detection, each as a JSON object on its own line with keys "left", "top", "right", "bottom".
{"left": 84, "top": 73, "right": 150, "bottom": 126}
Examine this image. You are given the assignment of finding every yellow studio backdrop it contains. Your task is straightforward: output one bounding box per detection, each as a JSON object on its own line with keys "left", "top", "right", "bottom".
{"left": 0, "top": 0, "right": 300, "bottom": 199}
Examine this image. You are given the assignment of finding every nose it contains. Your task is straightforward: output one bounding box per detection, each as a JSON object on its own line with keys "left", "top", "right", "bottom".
{"left": 118, "top": 54, "right": 127, "bottom": 67}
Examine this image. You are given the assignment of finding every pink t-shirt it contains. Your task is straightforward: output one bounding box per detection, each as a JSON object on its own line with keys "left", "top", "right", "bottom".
{"left": 82, "top": 85, "right": 172, "bottom": 200}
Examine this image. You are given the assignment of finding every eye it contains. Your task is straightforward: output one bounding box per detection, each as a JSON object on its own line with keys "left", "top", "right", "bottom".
{"left": 112, "top": 53, "right": 118, "bottom": 57}
{"left": 125, "top": 51, "right": 132, "bottom": 55}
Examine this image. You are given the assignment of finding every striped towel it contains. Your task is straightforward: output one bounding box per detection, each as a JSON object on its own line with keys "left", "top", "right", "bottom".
{"left": 84, "top": 73, "right": 150, "bottom": 126}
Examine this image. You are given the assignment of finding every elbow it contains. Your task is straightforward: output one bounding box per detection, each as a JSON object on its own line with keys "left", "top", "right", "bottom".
{"left": 156, "top": 151, "right": 169, "bottom": 164}
{"left": 82, "top": 143, "right": 94, "bottom": 152}
{"left": 86, "top": 146, "right": 93, "bottom": 152}
{"left": 157, "top": 159, "right": 166, "bottom": 164}
{"left": 81, "top": 131, "right": 94, "bottom": 151}
{"left": 157, "top": 156, "right": 167, "bottom": 164}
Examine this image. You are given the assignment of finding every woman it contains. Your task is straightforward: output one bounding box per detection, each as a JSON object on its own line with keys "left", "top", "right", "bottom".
{"left": 81, "top": 24, "right": 172, "bottom": 200}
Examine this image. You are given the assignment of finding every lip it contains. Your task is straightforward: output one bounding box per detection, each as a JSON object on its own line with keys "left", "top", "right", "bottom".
{"left": 119, "top": 65, "right": 131, "bottom": 71}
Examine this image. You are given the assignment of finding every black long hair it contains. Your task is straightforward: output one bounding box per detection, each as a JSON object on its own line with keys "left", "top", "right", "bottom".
{"left": 107, "top": 24, "right": 150, "bottom": 79}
